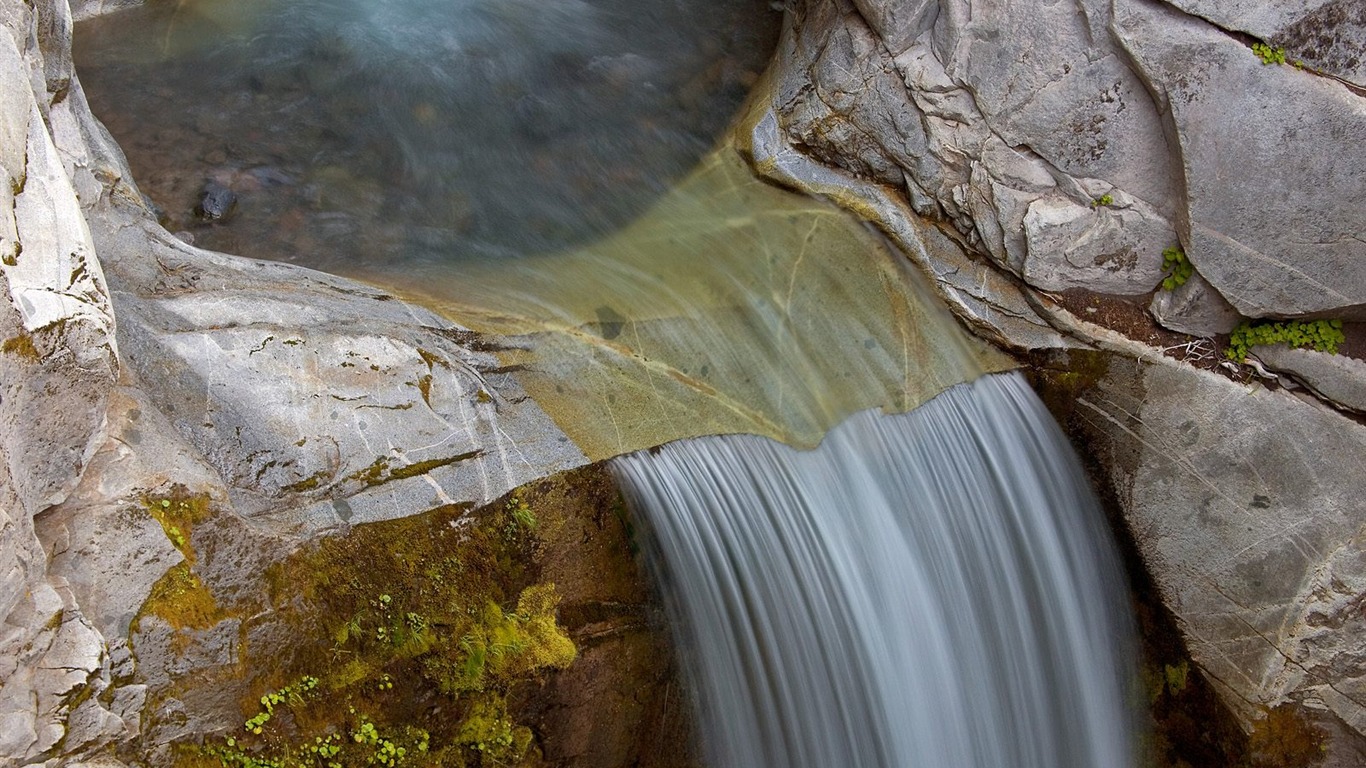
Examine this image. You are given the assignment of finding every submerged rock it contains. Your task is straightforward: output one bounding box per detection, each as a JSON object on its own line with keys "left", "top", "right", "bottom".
{"left": 193, "top": 180, "right": 235, "bottom": 220}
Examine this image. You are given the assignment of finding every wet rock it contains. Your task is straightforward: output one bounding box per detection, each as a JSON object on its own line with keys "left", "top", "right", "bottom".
{"left": 743, "top": 107, "right": 1076, "bottom": 353}
{"left": 1043, "top": 351, "right": 1366, "bottom": 744}
{"left": 194, "top": 181, "right": 236, "bottom": 221}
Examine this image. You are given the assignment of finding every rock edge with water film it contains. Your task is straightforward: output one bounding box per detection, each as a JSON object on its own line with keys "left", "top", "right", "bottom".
{"left": 3, "top": 0, "right": 1366, "bottom": 765}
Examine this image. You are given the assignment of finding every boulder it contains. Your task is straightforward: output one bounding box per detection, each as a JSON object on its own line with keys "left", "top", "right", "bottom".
{"left": 99, "top": 217, "right": 587, "bottom": 532}
{"left": 1149, "top": 271, "right": 1243, "bottom": 337}
{"left": 1114, "top": 0, "right": 1366, "bottom": 319}
{"left": 1041, "top": 351, "right": 1366, "bottom": 752}
{"left": 1021, "top": 193, "right": 1172, "bottom": 295}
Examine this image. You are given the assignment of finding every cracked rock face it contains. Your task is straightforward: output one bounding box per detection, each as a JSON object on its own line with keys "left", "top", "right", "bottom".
{"left": 1065, "top": 357, "right": 1366, "bottom": 740}
{"left": 1114, "top": 0, "right": 1366, "bottom": 319}
{"left": 767, "top": 0, "right": 1366, "bottom": 321}
{"left": 1, "top": 0, "right": 123, "bottom": 761}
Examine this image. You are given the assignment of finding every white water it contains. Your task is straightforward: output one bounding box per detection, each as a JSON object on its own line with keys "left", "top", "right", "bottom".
{"left": 612, "top": 372, "right": 1137, "bottom": 767}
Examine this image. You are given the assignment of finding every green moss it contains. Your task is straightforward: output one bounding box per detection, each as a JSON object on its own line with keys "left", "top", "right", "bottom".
{"left": 1090, "top": 193, "right": 1114, "bottom": 208}
{"left": 137, "top": 563, "right": 223, "bottom": 632}
{"left": 1164, "top": 660, "right": 1188, "bottom": 695}
{"left": 282, "top": 470, "right": 331, "bottom": 493}
{"left": 1226, "top": 319, "right": 1344, "bottom": 362}
{"left": 144, "top": 486, "right": 212, "bottom": 563}
{"left": 416, "top": 373, "right": 433, "bottom": 405}
{"left": 347, "top": 456, "right": 392, "bottom": 487}
{"left": 387, "top": 451, "right": 483, "bottom": 481}
{"left": 191, "top": 494, "right": 576, "bottom": 768}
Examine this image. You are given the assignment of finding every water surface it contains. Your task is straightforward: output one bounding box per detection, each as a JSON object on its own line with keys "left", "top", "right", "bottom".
{"left": 76, "top": 0, "right": 782, "bottom": 270}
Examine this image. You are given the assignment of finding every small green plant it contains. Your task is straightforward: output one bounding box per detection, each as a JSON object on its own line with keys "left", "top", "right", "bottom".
{"left": 1226, "top": 319, "right": 1345, "bottom": 362}
{"left": 1252, "top": 42, "right": 1287, "bottom": 65}
{"left": 1164, "top": 661, "right": 1189, "bottom": 695}
{"left": 242, "top": 676, "right": 319, "bottom": 735}
{"left": 502, "top": 497, "right": 537, "bottom": 541}
{"left": 1090, "top": 193, "right": 1114, "bottom": 208}
{"left": 1160, "top": 247, "right": 1193, "bottom": 290}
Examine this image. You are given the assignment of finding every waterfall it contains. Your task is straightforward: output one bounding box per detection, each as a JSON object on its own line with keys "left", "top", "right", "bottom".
{"left": 612, "top": 372, "right": 1137, "bottom": 767}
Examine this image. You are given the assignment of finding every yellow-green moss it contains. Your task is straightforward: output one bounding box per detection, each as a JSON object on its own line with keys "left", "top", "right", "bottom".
{"left": 2, "top": 332, "right": 39, "bottom": 361}
{"left": 190, "top": 494, "right": 576, "bottom": 768}
{"left": 138, "top": 563, "right": 223, "bottom": 632}
{"left": 281, "top": 470, "right": 330, "bottom": 493}
{"left": 144, "top": 486, "right": 212, "bottom": 564}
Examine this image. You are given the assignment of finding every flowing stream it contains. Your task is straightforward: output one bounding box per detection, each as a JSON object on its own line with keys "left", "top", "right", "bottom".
{"left": 77, "top": 1, "right": 1138, "bottom": 762}
{"left": 613, "top": 372, "right": 1138, "bottom": 767}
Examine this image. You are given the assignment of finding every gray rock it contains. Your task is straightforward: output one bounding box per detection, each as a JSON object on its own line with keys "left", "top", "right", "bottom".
{"left": 1161, "top": 0, "right": 1366, "bottom": 87}
{"left": 744, "top": 105, "right": 1078, "bottom": 353}
{"left": 69, "top": 0, "right": 144, "bottom": 21}
{"left": 97, "top": 217, "right": 587, "bottom": 531}
{"left": 0, "top": 9, "right": 120, "bottom": 765}
{"left": 0, "top": 26, "right": 117, "bottom": 520}
{"left": 1149, "top": 271, "right": 1243, "bottom": 336}
{"left": 1021, "top": 193, "right": 1173, "bottom": 295}
{"left": 1065, "top": 355, "right": 1366, "bottom": 734}
{"left": 35, "top": 383, "right": 209, "bottom": 639}
{"left": 193, "top": 181, "right": 236, "bottom": 221}
{"left": 947, "top": 0, "right": 1181, "bottom": 218}
{"left": 1114, "top": 0, "right": 1366, "bottom": 319}
{"left": 770, "top": 0, "right": 1185, "bottom": 311}
{"left": 1252, "top": 345, "right": 1366, "bottom": 413}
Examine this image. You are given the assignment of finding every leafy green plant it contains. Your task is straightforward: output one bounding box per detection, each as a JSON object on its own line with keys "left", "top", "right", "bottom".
{"left": 1226, "top": 319, "right": 1345, "bottom": 362}
{"left": 1160, "top": 247, "right": 1193, "bottom": 291}
{"left": 1252, "top": 42, "right": 1287, "bottom": 65}
{"left": 1090, "top": 193, "right": 1114, "bottom": 208}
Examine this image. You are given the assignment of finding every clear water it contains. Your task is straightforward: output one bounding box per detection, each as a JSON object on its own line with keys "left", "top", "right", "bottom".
{"left": 75, "top": 0, "right": 1013, "bottom": 457}
{"left": 78, "top": 8, "right": 1139, "bottom": 763}
{"left": 75, "top": 0, "right": 781, "bottom": 272}
{"left": 614, "top": 372, "right": 1139, "bottom": 767}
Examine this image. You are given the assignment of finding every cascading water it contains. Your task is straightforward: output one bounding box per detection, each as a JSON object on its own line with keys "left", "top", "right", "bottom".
{"left": 613, "top": 372, "right": 1138, "bottom": 767}
{"left": 78, "top": 2, "right": 1141, "bottom": 761}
